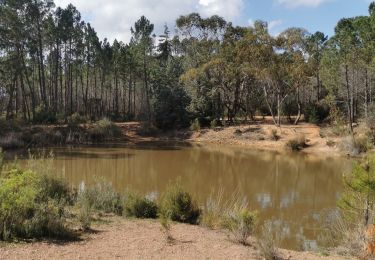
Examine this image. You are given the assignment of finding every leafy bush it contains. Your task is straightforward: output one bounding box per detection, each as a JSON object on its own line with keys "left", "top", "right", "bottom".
{"left": 190, "top": 118, "right": 201, "bottom": 132}
{"left": 285, "top": 135, "right": 307, "bottom": 151}
{"left": 0, "top": 168, "right": 71, "bottom": 241}
{"left": 77, "top": 178, "right": 122, "bottom": 215}
{"left": 89, "top": 118, "right": 122, "bottom": 141}
{"left": 222, "top": 203, "right": 257, "bottom": 245}
{"left": 67, "top": 113, "right": 88, "bottom": 128}
{"left": 123, "top": 191, "right": 158, "bottom": 219}
{"left": 33, "top": 106, "right": 57, "bottom": 124}
{"left": 160, "top": 183, "right": 201, "bottom": 224}
{"left": 305, "top": 103, "right": 330, "bottom": 124}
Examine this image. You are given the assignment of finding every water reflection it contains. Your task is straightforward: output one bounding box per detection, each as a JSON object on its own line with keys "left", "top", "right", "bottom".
{"left": 21, "top": 144, "right": 353, "bottom": 250}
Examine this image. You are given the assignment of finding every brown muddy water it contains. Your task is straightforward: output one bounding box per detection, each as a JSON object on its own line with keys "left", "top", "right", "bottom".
{"left": 11, "top": 143, "right": 352, "bottom": 250}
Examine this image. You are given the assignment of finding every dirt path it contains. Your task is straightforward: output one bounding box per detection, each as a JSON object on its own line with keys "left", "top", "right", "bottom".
{"left": 0, "top": 218, "right": 350, "bottom": 260}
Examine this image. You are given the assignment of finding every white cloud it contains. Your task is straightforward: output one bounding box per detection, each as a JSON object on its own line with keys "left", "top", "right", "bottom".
{"left": 268, "top": 19, "right": 283, "bottom": 30}
{"left": 277, "top": 0, "right": 330, "bottom": 8}
{"left": 54, "top": 0, "right": 244, "bottom": 43}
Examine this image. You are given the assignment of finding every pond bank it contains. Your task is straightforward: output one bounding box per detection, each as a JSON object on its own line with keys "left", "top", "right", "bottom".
{"left": 0, "top": 217, "right": 350, "bottom": 260}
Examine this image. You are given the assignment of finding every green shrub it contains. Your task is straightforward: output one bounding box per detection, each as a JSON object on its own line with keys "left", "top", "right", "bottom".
{"left": 78, "top": 178, "right": 122, "bottom": 215}
{"left": 190, "top": 118, "right": 201, "bottom": 132}
{"left": 0, "top": 169, "right": 70, "bottom": 241}
{"left": 123, "top": 191, "right": 158, "bottom": 219}
{"left": 89, "top": 118, "right": 122, "bottom": 141}
{"left": 210, "top": 119, "right": 218, "bottom": 129}
{"left": 222, "top": 204, "right": 257, "bottom": 245}
{"left": 67, "top": 113, "right": 88, "bottom": 128}
{"left": 160, "top": 183, "right": 201, "bottom": 224}
{"left": 33, "top": 106, "right": 57, "bottom": 124}
{"left": 354, "top": 136, "right": 372, "bottom": 154}
{"left": 286, "top": 135, "right": 307, "bottom": 151}
{"left": 305, "top": 103, "right": 330, "bottom": 124}
{"left": 76, "top": 191, "right": 93, "bottom": 231}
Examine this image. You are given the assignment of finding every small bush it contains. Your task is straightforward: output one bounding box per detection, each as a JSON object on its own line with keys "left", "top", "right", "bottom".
{"left": 160, "top": 183, "right": 201, "bottom": 224}
{"left": 305, "top": 103, "right": 330, "bottom": 124}
{"left": 67, "top": 113, "right": 88, "bottom": 128}
{"left": 222, "top": 202, "right": 257, "bottom": 245}
{"left": 286, "top": 135, "right": 307, "bottom": 151}
{"left": 0, "top": 168, "right": 71, "bottom": 241}
{"left": 78, "top": 178, "right": 122, "bottom": 215}
{"left": 258, "top": 221, "right": 283, "bottom": 260}
{"left": 210, "top": 119, "right": 219, "bottom": 129}
{"left": 33, "top": 106, "right": 57, "bottom": 124}
{"left": 76, "top": 191, "right": 93, "bottom": 231}
{"left": 190, "top": 118, "right": 201, "bottom": 132}
{"left": 269, "top": 129, "right": 279, "bottom": 141}
{"left": 89, "top": 118, "right": 122, "bottom": 141}
{"left": 123, "top": 191, "right": 158, "bottom": 219}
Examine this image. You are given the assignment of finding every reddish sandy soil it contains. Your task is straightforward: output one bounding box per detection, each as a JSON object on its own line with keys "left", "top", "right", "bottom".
{"left": 113, "top": 121, "right": 346, "bottom": 157}
{"left": 0, "top": 217, "right": 351, "bottom": 260}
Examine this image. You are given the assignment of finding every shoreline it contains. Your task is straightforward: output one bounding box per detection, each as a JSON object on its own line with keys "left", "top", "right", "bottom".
{"left": 1, "top": 121, "right": 362, "bottom": 158}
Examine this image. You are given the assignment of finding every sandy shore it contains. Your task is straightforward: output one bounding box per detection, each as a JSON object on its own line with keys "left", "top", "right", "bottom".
{"left": 0, "top": 217, "right": 351, "bottom": 260}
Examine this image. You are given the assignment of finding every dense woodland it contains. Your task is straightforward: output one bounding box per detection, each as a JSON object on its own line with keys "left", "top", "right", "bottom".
{"left": 1, "top": 0, "right": 375, "bottom": 131}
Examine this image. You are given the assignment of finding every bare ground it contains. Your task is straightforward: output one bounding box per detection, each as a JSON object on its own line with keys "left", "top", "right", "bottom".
{"left": 117, "top": 121, "right": 346, "bottom": 156}
{"left": 0, "top": 217, "right": 350, "bottom": 260}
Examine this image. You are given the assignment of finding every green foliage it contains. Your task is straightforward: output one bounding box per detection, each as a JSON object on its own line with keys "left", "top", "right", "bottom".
{"left": 0, "top": 168, "right": 71, "bottom": 241}
{"left": 89, "top": 118, "right": 122, "bottom": 141}
{"left": 77, "top": 178, "right": 122, "bottom": 215}
{"left": 190, "top": 118, "right": 201, "bottom": 132}
{"left": 304, "top": 103, "right": 330, "bottom": 124}
{"left": 210, "top": 119, "right": 219, "bottom": 129}
{"left": 339, "top": 155, "right": 375, "bottom": 222}
{"left": 67, "top": 113, "right": 89, "bottom": 128}
{"left": 221, "top": 203, "right": 257, "bottom": 245}
{"left": 160, "top": 182, "right": 201, "bottom": 224}
{"left": 33, "top": 106, "right": 57, "bottom": 124}
{"left": 153, "top": 86, "right": 191, "bottom": 130}
{"left": 123, "top": 191, "right": 158, "bottom": 219}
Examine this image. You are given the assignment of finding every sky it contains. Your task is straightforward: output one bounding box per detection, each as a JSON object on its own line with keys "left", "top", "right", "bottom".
{"left": 54, "top": 0, "right": 373, "bottom": 43}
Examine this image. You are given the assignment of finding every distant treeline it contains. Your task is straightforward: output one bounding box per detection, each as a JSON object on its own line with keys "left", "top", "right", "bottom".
{"left": 1, "top": 1, "right": 375, "bottom": 130}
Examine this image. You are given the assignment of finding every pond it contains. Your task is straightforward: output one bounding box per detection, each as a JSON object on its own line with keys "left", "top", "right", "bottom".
{"left": 11, "top": 143, "right": 352, "bottom": 250}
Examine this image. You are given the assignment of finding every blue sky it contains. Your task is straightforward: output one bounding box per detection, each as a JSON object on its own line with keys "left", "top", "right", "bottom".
{"left": 54, "top": 0, "right": 372, "bottom": 42}
{"left": 241, "top": 0, "right": 372, "bottom": 36}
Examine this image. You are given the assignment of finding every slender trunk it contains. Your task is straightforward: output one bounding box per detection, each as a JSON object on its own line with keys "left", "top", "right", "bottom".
{"left": 263, "top": 83, "right": 277, "bottom": 126}
{"left": 345, "top": 64, "right": 353, "bottom": 135}
{"left": 294, "top": 86, "right": 301, "bottom": 125}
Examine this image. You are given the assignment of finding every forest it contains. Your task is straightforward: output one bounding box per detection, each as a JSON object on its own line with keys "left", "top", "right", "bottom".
{"left": 1, "top": 0, "right": 375, "bottom": 131}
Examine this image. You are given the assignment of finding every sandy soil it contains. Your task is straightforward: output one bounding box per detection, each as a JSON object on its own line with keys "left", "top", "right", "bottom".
{"left": 0, "top": 217, "right": 350, "bottom": 260}
{"left": 114, "top": 121, "right": 345, "bottom": 157}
